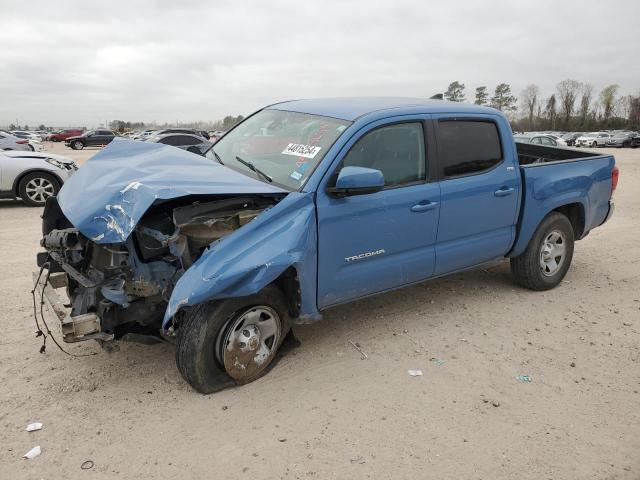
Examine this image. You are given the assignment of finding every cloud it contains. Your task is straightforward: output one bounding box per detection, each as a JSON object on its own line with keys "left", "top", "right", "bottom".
{"left": 1, "top": 0, "right": 638, "bottom": 126}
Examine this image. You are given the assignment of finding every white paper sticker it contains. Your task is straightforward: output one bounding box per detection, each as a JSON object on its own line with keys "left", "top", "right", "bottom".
{"left": 282, "top": 143, "right": 321, "bottom": 159}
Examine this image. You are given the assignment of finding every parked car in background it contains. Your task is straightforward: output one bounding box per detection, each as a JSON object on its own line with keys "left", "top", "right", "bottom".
{"left": 36, "top": 98, "right": 617, "bottom": 393}
{"left": 514, "top": 134, "right": 562, "bottom": 146}
{"left": 544, "top": 134, "right": 567, "bottom": 146}
{"left": 146, "top": 133, "right": 213, "bottom": 154}
{"left": 561, "top": 132, "right": 583, "bottom": 146}
{"left": 132, "top": 130, "right": 157, "bottom": 140}
{"left": 150, "top": 128, "right": 210, "bottom": 140}
{"left": 208, "top": 130, "right": 227, "bottom": 142}
{"left": 64, "top": 130, "right": 117, "bottom": 150}
{"left": 48, "top": 129, "right": 84, "bottom": 142}
{"left": 575, "top": 132, "right": 611, "bottom": 148}
{"left": 9, "top": 131, "right": 44, "bottom": 151}
{"left": 0, "top": 150, "right": 77, "bottom": 206}
{"left": 11, "top": 131, "right": 43, "bottom": 142}
{"left": 0, "top": 131, "right": 32, "bottom": 151}
{"left": 607, "top": 132, "right": 640, "bottom": 148}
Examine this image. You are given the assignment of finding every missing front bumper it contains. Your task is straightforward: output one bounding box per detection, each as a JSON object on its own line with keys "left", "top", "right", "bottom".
{"left": 32, "top": 271, "right": 114, "bottom": 343}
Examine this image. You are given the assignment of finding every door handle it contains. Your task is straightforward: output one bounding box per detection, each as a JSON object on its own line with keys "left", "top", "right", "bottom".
{"left": 410, "top": 201, "right": 439, "bottom": 212}
{"left": 494, "top": 187, "right": 515, "bottom": 197}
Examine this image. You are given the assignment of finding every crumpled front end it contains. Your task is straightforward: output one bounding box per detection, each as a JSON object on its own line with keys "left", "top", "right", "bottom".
{"left": 38, "top": 192, "right": 287, "bottom": 343}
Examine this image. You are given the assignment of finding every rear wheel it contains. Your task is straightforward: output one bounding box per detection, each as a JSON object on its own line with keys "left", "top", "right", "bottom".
{"left": 510, "top": 212, "right": 574, "bottom": 290}
{"left": 27, "top": 144, "right": 35, "bottom": 151}
{"left": 18, "top": 172, "right": 60, "bottom": 207}
{"left": 175, "top": 285, "right": 290, "bottom": 393}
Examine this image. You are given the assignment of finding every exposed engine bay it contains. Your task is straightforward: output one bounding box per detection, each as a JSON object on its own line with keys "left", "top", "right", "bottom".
{"left": 39, "top": 194, "right": 284, "bottom": 340}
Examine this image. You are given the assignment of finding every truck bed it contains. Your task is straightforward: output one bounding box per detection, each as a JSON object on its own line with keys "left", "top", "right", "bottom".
{"left": 516, "top": 142, "right": 601, "bottom": 166}
{"left": 510, "top": 142, "right": 615, "bottom": 257}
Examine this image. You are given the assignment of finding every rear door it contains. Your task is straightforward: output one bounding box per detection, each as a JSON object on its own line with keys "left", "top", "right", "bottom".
{"left": 433, "top": 115, "right": 519, "bottom": 275}
{"left": 316, "top": 116, "right": 440, "bottom": 307}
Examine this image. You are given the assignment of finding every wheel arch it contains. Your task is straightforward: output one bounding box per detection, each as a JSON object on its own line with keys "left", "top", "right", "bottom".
{"left": 12, "top": 168, "right": 64, "bottom": 196}
{"left": 553, "top": 202, "right": 585, "bottom": 239}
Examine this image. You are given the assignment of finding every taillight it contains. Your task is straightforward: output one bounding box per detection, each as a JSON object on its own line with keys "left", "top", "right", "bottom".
{"left": 611, "top": 165, "right": 619, "bottom": 197}
{"left": 16, "top": 139, "right": 28, "bottom": 144}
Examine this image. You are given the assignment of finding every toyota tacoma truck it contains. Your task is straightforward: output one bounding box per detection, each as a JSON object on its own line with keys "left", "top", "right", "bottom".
{"left": 35, "top": 98, "right": 618, "bottom": 393}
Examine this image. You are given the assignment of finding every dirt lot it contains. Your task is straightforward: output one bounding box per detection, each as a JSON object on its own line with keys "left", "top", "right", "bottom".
{"left": 1, "top": 143, "right": 638, "bottom": 479}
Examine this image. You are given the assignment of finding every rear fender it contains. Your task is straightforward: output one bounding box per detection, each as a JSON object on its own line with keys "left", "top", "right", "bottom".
{"left": 162, "top": 192, "right": 320, "bottom": 329}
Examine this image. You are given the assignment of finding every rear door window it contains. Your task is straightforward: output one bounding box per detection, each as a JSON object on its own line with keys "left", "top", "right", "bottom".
{"left": 437, "top": 120, "right": 503, "bottom": 179}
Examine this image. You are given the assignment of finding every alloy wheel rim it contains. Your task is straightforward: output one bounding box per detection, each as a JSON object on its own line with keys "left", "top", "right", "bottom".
{"left": 539, "top": 230, "right": 566, "bottom": 276}
{"left": 217, "top": 306, "right": 281, "bottom": 382}
{"left": 25, "top": 177, "right": 54, "bottom": 204}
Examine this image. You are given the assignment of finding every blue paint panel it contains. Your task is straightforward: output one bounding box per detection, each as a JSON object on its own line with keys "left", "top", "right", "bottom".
{"left": 511, "top": 155, "right": 614, "bottom": 257}
{"left": 163, "top": 192, "right": 319, "bottom": 327}
{"left": 57, "top": 138, "right": 285, "bottom": 243}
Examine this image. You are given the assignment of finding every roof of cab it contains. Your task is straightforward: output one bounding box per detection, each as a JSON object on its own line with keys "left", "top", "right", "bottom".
{"left": 268, "top": 97, "right": 499, "bottom": 121}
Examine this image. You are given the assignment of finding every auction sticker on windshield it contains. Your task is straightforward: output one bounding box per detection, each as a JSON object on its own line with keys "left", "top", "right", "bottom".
{"left": 282, "top": 143, "right": 321, "bottom": 159}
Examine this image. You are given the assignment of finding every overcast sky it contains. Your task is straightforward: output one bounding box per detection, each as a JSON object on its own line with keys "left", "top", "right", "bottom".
{"left": 1, "top": 0, "right": 638, "bottom": 127}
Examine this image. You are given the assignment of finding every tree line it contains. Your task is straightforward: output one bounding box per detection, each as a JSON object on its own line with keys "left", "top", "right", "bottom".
{"left": 443, "top": 80, "right": 640, "bottom": 132}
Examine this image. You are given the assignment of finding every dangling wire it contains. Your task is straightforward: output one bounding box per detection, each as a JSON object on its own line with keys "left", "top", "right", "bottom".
{"left": 31, "top": 259, "right": 96, "bottom": 357}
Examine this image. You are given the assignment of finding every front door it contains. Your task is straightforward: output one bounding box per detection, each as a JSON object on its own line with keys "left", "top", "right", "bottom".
{"left": 432, "top": 116, "right": 520, "bottom": 275}
{"left": 316, "top": 118, "right": 440, "bottom": 308}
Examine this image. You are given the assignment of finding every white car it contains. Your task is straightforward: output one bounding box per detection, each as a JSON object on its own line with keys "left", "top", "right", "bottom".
{"left": 0, "top": 130, "right": 32, "bottom": 151}
{"left": 0, "top": 150, "right": 77, "bottom": 206}
{"left": 545, "top": 134, "right": 567, "bottom": 146}
{"left": 11, "top": 130, "right": 44, "bottom": 142}
{"left": 575, "top": 132, "right": 611, "bottom": 148}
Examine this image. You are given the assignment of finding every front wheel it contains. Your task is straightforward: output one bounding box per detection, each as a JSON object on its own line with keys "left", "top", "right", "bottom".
{"left": 175, "top": 285, "right": 290, "bottom": 393}
{"left": 591, "top": 141, "right": 597, "bottom": 148}
{"left": 18, "top": 172, "right": 61, "bottom": 207}
{"left": 510, "top": 212, "right": 574, "bottom": 290}
{"left": 71, "top": 140, "right": 84, "bottom": 150}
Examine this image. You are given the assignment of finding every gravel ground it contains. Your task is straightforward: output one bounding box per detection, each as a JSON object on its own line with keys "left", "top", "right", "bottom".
{"left": 1, "top": 143, "right": 638, "bottom": 479}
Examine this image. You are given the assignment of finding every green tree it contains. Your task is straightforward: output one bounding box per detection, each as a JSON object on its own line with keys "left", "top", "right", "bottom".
{"left": 579, "top": 84, "right": 594, "bottom": 128}
{"left": 490, "top": 83, "right": 517, "bottom": 111}
{"left": 38, "top": 124, "right": 46, "bottom": 131}
{"left": 599, "top": 84, "right": 619, "bottom": 123}
{"left": 474, "top": 86, "right": 489, "bottom": 105}
{"left": 444, "top": 81, "right": 466, "bottom": 102}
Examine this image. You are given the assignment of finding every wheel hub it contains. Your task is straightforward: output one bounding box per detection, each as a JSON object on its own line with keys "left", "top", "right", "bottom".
{"left": 218, "top": 306, "right": 281, "bottom": 382}
{"left": 539, "top": 230, "right": 566, "bottom": 276}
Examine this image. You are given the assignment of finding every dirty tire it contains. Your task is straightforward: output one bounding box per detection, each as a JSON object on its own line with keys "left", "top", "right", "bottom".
{"left": 72, "top": 140, "right": 84, "bottom": 150}
{"left": 510, "top": 212, "right": 574, "bottom": 291}
{"left": 18, "top": 172, "right": 60, "bottom": 207}
{"left": 175, "top": 285, "right": 290, "bottom": 394}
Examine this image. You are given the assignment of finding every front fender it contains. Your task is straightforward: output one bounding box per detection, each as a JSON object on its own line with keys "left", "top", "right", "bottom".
{"left": 162, "top": 192, "right": 319, "bottom": 329}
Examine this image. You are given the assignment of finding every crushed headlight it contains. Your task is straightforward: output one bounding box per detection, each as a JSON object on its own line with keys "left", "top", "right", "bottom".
{"left": 45, "top": 158, "right": 67, "bottom": 170}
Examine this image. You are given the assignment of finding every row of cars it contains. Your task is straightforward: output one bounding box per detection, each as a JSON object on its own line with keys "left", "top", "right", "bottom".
{"left": 0, "top": 127, "right": 223, "bottom": 207}
{"left": 60, "top": 127, "right": 221, "bottom": 152}
{"left": 515, "top": 130, "right": 640, "bottom": 148}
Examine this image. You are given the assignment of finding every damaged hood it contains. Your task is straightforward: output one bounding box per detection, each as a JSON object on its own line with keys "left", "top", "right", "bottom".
{"left": 57, "top": 138, "right": 285, "bottom": 243}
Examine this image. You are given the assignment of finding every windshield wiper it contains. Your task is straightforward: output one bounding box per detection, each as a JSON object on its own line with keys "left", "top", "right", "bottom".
{"left": 235, "top": 156, "right": 272, "bottom": 183}
{"left": 212, "top": 150, "right": 224, "bottom": 165}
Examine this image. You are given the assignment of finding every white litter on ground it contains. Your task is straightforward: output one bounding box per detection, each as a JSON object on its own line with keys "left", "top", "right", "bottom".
{"left": 407, "top": 369, "right": 423, "bottom": 376}
{"left": 26, "top": 422, "right": 43, "bottom": 432}
{"left": 23, "top": 446, "right": 41, "bottom": 459}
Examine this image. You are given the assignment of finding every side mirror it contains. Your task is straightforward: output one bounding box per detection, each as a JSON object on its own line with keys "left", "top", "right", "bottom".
{"left": 327, "top": 166, "right": 384, "bottom": 197}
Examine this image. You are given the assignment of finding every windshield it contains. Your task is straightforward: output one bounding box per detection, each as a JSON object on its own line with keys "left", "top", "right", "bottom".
{"left": 208, "top": 109, "right": 351, "bottom": 190}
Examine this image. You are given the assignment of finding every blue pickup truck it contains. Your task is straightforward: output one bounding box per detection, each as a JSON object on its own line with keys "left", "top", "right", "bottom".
{"left": 36, "top": 98, "right": 618, "bottom": 393}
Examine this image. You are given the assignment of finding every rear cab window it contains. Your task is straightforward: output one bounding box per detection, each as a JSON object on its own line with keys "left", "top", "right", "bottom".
{"left": 436, "top": 119, "right": 503, "bottom": 179}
